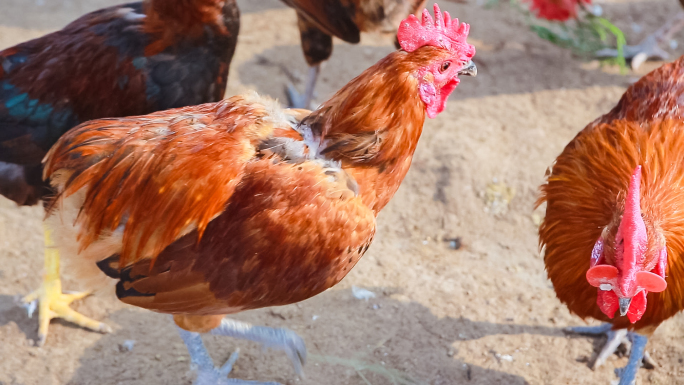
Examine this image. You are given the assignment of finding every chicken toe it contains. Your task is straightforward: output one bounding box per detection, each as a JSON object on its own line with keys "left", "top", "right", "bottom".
{"left": 21, "top": 225, "right": 111, "bottom": 346}
{"left": 614, "top": 333, "right": 648, "bottom": 385}
{"left": 565, "top": 324, "right": 628, "bottom": 369}
{"left": 565, "top": 324, "right": 652, "bottom": 384}
{"left": 209, "top": 318, "right": 307, "bottom": 376}
{"left": 177, "top": 325, "right": 281, "bottom": 385}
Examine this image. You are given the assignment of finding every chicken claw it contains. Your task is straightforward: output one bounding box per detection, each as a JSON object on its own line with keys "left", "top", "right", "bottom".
{"left": 177, "top": 326, "right": 280, "bottom": 385}
{"left": 21, "top": 225, "right": 111, "bottom": 346}
{"left": 565, "top": 324, "right": 653, "bottom": 385}
{"left": 209, "top": 318, "right": 307, "bottom": 375}
{"left": 176, "top": 318, "right": 306, "bottom": 385}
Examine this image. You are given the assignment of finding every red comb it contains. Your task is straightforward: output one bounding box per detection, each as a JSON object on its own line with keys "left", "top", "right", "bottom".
{"left": 397, "top": 3, "right": 475, "bottom": 57}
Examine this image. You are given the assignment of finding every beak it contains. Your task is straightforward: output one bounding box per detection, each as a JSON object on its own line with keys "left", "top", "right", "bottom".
{"left": 619, "top": 297, "right": 632, "bottom": 316}
{"left": 458, "top": 61, "right": 477, "bottom": 77}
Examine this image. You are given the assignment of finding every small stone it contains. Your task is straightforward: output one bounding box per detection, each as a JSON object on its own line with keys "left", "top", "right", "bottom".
{"left": 444, "top": 237, "right": 462, "bottom": 250}
{"left": 119, "top": 340, "right": 136, "bottom": 352}
{"left": 576, "top": 355, "right": 589, "bottom": 363}
{"left": 447, "top": 349, "right": 455, "bottom": 357}
{"left": 352, "top": 286, "right": 376, "bottom": 300}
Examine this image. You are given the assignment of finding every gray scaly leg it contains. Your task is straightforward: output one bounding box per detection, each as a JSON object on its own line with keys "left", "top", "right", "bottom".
{"left": 615, "top": 333, "right": 648, "bottom": 385}
{"left": 176, "top": 324, "right": 281, "bottom": 385}
{"left": 210, "top": 318, "right": 307, "bottom": 376}
{"left": 565, "top": 324, "right": 655, "bottom": 384}
{"left": 286, "top": 64, "right": 320, "bottom": 109}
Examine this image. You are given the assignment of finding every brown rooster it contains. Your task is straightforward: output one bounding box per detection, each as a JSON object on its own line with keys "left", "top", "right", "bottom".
{"left": 538, "top": 56, "right": 684, "bottom": 384}
{"left": 0, "top": 0, "right": 240, "bottom": 345}
{"left": 281, "top": 0, "right": 428, "bottom": 108}
{"left": 42, "top": 5, "right": 476, "bottom": 384}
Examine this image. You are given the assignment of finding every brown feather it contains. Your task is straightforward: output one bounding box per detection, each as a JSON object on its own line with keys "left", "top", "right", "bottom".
{"left": 303, "top": 48, "right": 447, "bottom": 212}
{"left": 116, "top": 158, "right": 375, "bottom": 315}
{"left": 143, "top": 0, "right": 237, "bottom": 55}
{"left": 45, "top": 96, "right": 276, "bottom": 268}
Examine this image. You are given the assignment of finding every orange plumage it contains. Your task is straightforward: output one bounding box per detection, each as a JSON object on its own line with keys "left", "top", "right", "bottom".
{"left": 538, "top": 56, "right": 684, "bottom": 382}
{"left": 539, "top": 56, "right": 684, "bottom": 331}
{"left": 45, "top": 46, "right": 474, "bottom": 318}
{"left": 45, "top": 100, "right": 274, "bottom": 268}
{"left": 42, "top": 6, "right": 476, "bottom": 381}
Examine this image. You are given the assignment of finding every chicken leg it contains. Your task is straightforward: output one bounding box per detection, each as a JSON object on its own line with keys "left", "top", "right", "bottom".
{"left": 595, "top": 11, "right": 684, "bottom": 70}
{"left": 286, "top": 65, "right": 320, "bottom": 110}
{"left": 566, "top": 324, "right": 656, "bottom": 385}
{"left": 22, "top": 224, "right": 111, "bottom": 346}
{"left": 176, "top": 317, "right": 307, "bottom": 385}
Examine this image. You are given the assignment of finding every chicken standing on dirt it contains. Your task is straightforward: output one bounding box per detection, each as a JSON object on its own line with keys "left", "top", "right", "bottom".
{"left": 0, "top": 0, "right": 240, "bottom": 345}
{"left": 281, "top": 0, "right": 428, "bottom": 108}
{"left": 42, "top": 5, "right": 476, "bottom": 384}
{"left": 538, "top": 56, "right": 684, "bottom": 385}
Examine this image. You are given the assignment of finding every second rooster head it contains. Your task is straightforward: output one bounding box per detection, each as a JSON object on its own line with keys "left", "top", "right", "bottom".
{"left": 586, "top": 166, "right": 668, "bottom": 323}
{"left": 397, "top": 3, "right": 477, "bottom": 119}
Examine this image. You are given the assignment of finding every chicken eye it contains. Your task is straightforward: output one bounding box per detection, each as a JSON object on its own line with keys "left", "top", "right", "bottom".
{"left": 440, "top": 61, "right": 451, "bottom": 73}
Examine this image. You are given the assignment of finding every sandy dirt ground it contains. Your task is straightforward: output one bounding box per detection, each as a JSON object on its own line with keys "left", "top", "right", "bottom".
{"left": 1, "top": 0, "right": 684, "bottom": 384}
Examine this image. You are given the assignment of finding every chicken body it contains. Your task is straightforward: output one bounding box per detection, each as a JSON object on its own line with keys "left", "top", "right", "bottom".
{"left": 539, "top": 56, "right": 684, "bottom": 384}
{"left": 43, "top": 6, "right": 476, "bottom": 383}
{"left": 0, "top": 0, "right": 240, "bottom": 345}
{"left": 281, "top": 0, "right": 428, "bottom": 108}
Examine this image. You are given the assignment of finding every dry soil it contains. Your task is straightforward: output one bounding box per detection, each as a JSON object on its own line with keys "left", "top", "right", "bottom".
{"left": 1, "top": 0, "right": 684, "bottom": 384}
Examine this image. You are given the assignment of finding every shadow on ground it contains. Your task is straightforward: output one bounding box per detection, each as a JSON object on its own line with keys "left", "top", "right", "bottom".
{"left": 59, "top": 287, "right": 574, "bottom": 384}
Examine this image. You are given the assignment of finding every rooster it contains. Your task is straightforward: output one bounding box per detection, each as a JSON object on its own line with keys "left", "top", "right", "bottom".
{"left": 0, "top": 0, "right": 240, "bottom": 345}
{"left": 281, "top": 0, "right": 428, "bottom": 109}
{"left": 41, "top": 4, "right": 476, "bottom": 384}
{"left": 538, "top": 56, "right": 684, "bottom": 385}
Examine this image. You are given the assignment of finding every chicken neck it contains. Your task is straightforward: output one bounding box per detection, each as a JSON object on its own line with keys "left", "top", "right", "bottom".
{"left": 302, "top": 50, "right": 427, "bottom": 213}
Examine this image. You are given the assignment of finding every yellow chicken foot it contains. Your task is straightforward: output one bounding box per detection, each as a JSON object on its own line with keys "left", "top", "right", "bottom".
{"left": 21, "top": 225, "right": 111, "bottom": 346}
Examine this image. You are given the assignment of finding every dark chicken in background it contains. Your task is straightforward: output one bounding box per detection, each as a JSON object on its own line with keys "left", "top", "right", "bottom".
{"left": 0, "top": 0, "right": 240, "bottom": 345}
{"left": 42, "top": 5, "right": 476, "bottom": 384}
{"left": 538, "top": 56, "right": 684, "bottom": 385}
{"left": 281, "top": 0, "right": 428, "bottom": 108}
